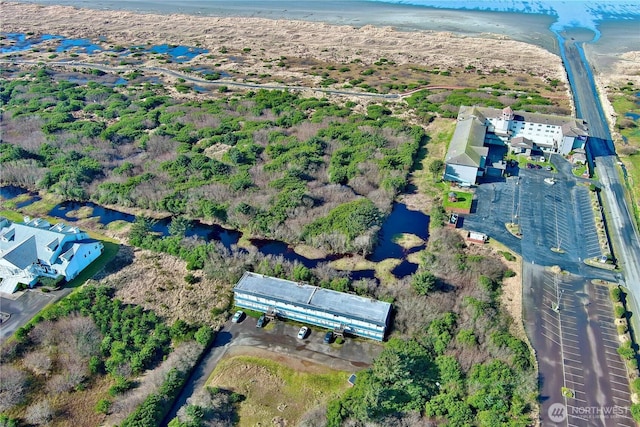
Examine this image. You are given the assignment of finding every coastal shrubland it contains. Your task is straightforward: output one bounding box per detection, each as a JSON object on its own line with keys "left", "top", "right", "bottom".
{"left": 0, "top": 285, "right": 211, "bottom": 426}
{"left": 1, "top": 70, "right": 424, "bottom": 250}
{"left": 323, "top": 228, "right": 536, "bottom": 426}
{"left": 608, "top": 81, "right": 640, "bottom": 228}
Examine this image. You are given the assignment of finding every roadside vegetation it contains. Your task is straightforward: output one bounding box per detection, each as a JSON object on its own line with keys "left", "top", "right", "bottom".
{"left": 609, "top": 81, "right": 640, "bottom": 228}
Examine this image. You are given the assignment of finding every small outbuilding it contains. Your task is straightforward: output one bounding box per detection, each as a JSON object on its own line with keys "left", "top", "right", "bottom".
{"left": 233, "top": 271, "right": 392, "bottom": 341}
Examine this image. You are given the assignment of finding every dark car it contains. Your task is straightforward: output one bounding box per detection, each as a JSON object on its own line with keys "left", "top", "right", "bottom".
{"left": 256, "top": 314, "right": 266, "bottom": 328}
{"left": 324, "top": 331, "right": 333, "bottom": 343}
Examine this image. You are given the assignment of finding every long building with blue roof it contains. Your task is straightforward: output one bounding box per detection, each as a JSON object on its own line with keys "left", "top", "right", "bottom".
{"left": 233, "top": 271, "right": 392, "bottom": 341}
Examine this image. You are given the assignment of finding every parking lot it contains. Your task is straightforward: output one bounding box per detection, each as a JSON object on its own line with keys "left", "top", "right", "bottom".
{"left": 0, "top": 290, "right": 58, "bottom": 343}
{"left": 166, "top": 313, "right": 383, "bottom": 422}
{"left": 465, "top": 156, "right": 605, "bottom": 277}
{"left": 524, "top": 265, "right": 633, "bottom": 426}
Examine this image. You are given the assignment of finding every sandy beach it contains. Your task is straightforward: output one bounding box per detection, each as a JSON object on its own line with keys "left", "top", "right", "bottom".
{"left": 0, "top": 1, "right": 568, "bottom": 85}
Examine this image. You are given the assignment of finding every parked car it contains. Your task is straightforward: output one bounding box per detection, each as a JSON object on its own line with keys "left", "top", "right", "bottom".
{"left": 256, "top": 314, "right": 266, "bottom": 328}
{"left": 297, "top": 326, "right": 309, "bottom": 339}
{"left": 324, "top": 331, "right": 333, "bottom": 343}
{"left": 231, "top": 310, "right": 244, "bottom": 323}
{"left": 545, "top": 166, "right": 552, "bottom": 171}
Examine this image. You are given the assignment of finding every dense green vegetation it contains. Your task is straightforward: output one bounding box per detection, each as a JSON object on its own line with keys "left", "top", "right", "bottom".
{"left": 0, "top": 69, "right": 423, "bottom": 249}
{"left": 609, "top": 82, "right": 640, "bottom": 228}
{"left": 326, "top": 228, "right": 536, "bottom": 425}
{"left": 0, "top": 285, "right": 209, "bottom": 425}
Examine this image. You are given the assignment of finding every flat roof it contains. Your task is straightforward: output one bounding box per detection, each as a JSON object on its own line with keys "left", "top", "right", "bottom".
{"left": 234, "top": 272, "right": 392, "bottom": 326}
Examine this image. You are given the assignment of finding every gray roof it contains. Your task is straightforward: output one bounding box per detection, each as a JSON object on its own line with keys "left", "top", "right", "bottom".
{"left": 0, "top": 221, "right": 85, "bottom": 265}
{"left": 445, "top": 113, "right": 488, "bottom": 167}
{"left": 2, "top": 235, "right": 37, "bottom": 269}
{"left": 511, "top": 136, "right": 534, "bottom": 148}
{"left": 467, "top": 106, "right": 588, "bottom": 135}
{"left": 234, "top": 271, "right": 392, "bottom": 327}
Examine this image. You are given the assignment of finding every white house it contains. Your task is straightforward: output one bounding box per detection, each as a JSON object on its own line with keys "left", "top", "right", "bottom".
{"left": 444, "top": 106, "right": 588, "bottom": 184}
{"left": 0, "top": 217, "right": 103, "bottom": 294}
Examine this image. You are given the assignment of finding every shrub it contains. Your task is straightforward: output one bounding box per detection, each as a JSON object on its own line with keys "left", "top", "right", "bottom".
{"left": 412, "top": 270, "right": 437, "bottom": 295}
{"left": 617, "top": 341, "right": 635, "bottom": 360}
{"left": 500, "top": 251, "right": 516, "bottom": 262}
{"left": 184, "top": 273, "right": 198, "bottom": 284}
{"left": 503, "top": 269, "right": 516, "bottom": 278}
{"left": 95, "top": 398, "right": 112, "bottom": 414}
{"left": 335, "top": 337, "right": 344, "bottom": 345}
{"left": 610, "top": 287, "right": 622, "bottom": 303}
{"left": 632, "top": 378, "right": 640, "bottom": 394}
{"left": 618, "top": 324, "right": 629, "bottom": 335}
{"left": 615, "top": 305, "right": 627, "bottom": 319}
{"left": 631, "top": 404, "right": 640, "bottom": 422}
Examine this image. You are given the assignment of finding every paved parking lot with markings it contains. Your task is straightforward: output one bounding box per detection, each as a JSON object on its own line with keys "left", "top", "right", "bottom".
{"left": 466, "top": 156, "right": 631, "bottom": 426}
{"left": 524, "top": 267, "right": 633, "bottom": 426}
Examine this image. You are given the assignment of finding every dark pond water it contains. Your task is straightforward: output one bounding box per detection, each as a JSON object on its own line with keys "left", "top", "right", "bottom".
{"left": 370, "top": 203, "right": 428, "bottom": 262}
{"left": 57, "top": 38, "right": 103, "bottom": 54}
{"left": 1, "top": 186, "right": 428, "bottom": 279}
{"left": 0, "top": 186, "right": 41, "bottom": 208}
{"left": 149, "top": 44, "right": 208, "bottom": 63}
{"left": 0, "top": 32, "right": 208, "bottom": 63}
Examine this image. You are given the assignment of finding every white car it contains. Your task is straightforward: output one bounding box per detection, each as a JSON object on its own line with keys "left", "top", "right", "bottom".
{"left": 297, "top": 326, "right": 309, "bottom": 339}
{"left": 231, "top": 310, "right": 244, "bottom": 323}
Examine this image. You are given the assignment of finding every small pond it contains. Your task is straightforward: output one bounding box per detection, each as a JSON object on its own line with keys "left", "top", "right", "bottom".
{"left": 1, "top": 186, "right": 429, "bottom": 280}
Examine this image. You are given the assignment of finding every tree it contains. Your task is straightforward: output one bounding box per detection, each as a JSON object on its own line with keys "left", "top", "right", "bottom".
{"left": 412, "top": 270, "right": 436, "bottom": 295}
{"left": 168, "top": 216, "right": 190, "bottom": 237}
{"left": 25, "top": 400, "right": 54, "bottom": 426}
{"left": 0, "top": 366, "right": 28, "bottom": 412}
{"left": 429, "top": 159, "right": 445, "bottom": 179}
{"left": 194, "top": 326, "right": 214, "bottom": 347}
{"left": 129, "top": 216, "right": 156, "bottom": 246}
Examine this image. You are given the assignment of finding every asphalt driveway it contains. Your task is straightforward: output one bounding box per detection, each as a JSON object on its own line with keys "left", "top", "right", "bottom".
{"left": 164, "top": 315, "right": 383, "bottom": 425}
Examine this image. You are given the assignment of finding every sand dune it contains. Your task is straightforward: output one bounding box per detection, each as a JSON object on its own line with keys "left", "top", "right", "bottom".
{"left": 1, "top": 1, "right": 566, "bottom": 82}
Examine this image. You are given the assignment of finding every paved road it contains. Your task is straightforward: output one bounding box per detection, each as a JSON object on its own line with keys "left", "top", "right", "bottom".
{"left": 560, "top": 34, "right": 640, "bottom": 327}
{"left": 163, "top": 317, "right": 383, "bottom": 425}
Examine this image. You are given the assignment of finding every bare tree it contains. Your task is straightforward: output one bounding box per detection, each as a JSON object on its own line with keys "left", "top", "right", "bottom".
{"left": 0, "top": 365, "right": 28, "bottom": 412}
{"left": 23, "top": 350, "right": 53, "bottom": 378}
{"left": 25, "top": 399, "right": 54, "bottom": 426}
{"left": 298, "top": 404, "right": 328, "bottom": 427}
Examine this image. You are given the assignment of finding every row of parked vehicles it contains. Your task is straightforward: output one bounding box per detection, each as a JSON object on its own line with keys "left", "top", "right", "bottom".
{"left": 231, "top": 310, "right": 334, "bottom": 343}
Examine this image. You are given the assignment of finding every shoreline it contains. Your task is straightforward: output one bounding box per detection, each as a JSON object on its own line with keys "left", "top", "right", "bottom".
{"left": 0, "top": 2, "right": 568, "bottom": 84}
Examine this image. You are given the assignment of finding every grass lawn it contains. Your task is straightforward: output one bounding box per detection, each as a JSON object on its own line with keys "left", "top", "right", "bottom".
{"left": 572, "top": 164, "right": 588, "bottom": 177}
{"left": 208, "top": 355, "right": 349, "bottom": 427}
{"left": 506, "top": 153, "right": 554, "bottom": 170}
{"left": 65, "top": 240, "right": 120, "bottom": 289}
{"left": 442, "top": 190, "right": 473, "bottom": 212}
